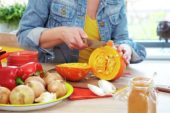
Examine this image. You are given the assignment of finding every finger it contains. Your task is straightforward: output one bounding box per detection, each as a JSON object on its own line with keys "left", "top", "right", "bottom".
{"left": 123, "top": 52, "right": 131, "bottom": 64}
{"left": 77, "top": 29, "right": 88, "bottom": 48}
{"left": 117, "top": 45, "right": 123, "bottom": 52}
{"left": 69, "top": 32, "right": 86, "bottom": 49}
{"left": 123, "top": 55, "right": 129, "bottom": 63}
{"left": 117, "top": 46, "right": 124, "bottom": 56}
{"left": 78, "top": 28, "right": 88, "bottom": 38}
{"left": 78, "top": 28, "right": 89, "bottom": 46}
{"left": 65, "top": 32, "right": 79, "bottom": 49}
{"left": 72, "top": 31, "right": 85, "bottom": 48}
{"left": 68, "top": 44, "right": 79, "bottom": 50}
{"left": 67, "top": 36, "right": 79, "bottom": 49}
{"left": 122, "top": 55, "right": 129, "bottom": 65}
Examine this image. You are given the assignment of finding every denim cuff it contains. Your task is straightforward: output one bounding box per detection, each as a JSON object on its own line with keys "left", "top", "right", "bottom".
{"left": 27, "top": 27, "right": 48, "bottom": 46}
{"left": 27, "top": 27, "right": 53, "bottom": 55}
{"left": 131, "top": 48, "right": 142, "bottom": 63}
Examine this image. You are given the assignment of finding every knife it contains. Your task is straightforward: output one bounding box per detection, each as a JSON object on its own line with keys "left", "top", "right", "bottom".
{"left": 0, "top": 51, "right": 6, "bottom": 56}
{"left": 156, "top": 85, "right": 170, "bottom": 93}
{"left": 82, "top": 38, "right": 106, "bottom": 49}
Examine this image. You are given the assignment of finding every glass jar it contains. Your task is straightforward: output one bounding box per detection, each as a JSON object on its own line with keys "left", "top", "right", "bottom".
{"left": 128, "top": 77, "right": 157, "bottom": 113}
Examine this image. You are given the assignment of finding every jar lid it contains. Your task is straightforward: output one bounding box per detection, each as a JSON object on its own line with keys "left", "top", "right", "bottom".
{"left": 7, "top": 50, "right": 38, "bottom": 67}
{"left": 8, "top": 51, "right": 38, "bottom": 58}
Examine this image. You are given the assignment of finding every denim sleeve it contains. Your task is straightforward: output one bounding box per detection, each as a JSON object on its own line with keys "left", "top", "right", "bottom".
{"left": 17, "top": 0, "right": 52, "bottom": 56}
{"left": 113, "top": 0, "right": 146, "bottom": 63}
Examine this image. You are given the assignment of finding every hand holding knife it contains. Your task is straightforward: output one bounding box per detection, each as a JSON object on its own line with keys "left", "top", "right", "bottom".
{"left": 82, "top": 38, "right": 106, "bottom": 49}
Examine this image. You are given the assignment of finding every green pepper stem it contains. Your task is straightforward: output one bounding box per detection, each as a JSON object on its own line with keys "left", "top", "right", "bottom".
{"left": 16, "top": 77, "right": 24, "bottom": 85}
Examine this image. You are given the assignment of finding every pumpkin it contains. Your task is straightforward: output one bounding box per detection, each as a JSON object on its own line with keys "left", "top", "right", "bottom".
{"left": 56, "top": 63, "right": 91, "bottom": 81}
{"left": 56, "top": 41, "right": 126, "bottom": 81}
{"left": 88, "top": 42, "right": 126, "bottom": 80}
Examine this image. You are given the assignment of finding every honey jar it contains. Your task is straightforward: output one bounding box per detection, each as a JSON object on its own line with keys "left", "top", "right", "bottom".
{"left": 128, "top": 77, "right": 157, "bottom": 113}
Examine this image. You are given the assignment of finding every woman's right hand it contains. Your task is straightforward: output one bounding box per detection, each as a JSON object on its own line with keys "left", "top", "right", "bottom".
{"left": 59, "top": 27, "right": 88, "bottom": 49}
{"left": 40, "top": 26, "right": 88, "bottom": 49}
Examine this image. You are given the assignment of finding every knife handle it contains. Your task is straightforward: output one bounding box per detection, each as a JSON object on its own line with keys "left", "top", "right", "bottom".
{"left": 82, "top": 38, "right": 92, "bottom": 47}
{"left": 0, "top": 51, "right": 6, "bottom": 56}
{"left": 156, "top": 85, "right": 170, "bottom": 93}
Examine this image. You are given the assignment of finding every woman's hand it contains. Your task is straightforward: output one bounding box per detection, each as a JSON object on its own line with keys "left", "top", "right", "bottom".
{"left": 60, "top": 27, "right": 88, "bottom": 49}
{"left": 117, "top": 44, "right": 132, "bottom": 64}
{"left": 40, "top": 27, "right": 88, "bottom": 49}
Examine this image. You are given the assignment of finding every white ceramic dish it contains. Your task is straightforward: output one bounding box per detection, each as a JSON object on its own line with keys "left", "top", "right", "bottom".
{"left": 0, "top": 83, "right": 73, "bottom": 112}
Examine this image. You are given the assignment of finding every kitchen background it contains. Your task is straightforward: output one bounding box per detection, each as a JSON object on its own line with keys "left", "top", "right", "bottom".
{"left": 0, "top": 0, "right": 170, "bottom": 60}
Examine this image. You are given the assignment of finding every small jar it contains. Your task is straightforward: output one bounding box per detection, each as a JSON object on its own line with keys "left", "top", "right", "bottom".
{"left": 128, "top": 77, "right": 157, "bottom": 113}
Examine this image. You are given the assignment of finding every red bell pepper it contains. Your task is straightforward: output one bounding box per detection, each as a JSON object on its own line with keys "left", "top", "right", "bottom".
{"left": 20, "top": 62, "right": 44, "bottom": 80}
{"left": 0, "top": 66, "right": 24, "bottom": 90}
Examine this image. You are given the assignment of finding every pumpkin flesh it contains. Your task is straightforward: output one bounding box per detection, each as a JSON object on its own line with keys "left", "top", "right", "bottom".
{"left": 89, "top": 46, "right": 126, "bottom": 80}
{"left": 56, "top": 63, "right": 91, "bottom": 81}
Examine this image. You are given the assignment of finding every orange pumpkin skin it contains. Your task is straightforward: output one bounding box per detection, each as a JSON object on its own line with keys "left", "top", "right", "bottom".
{"left": 89, "top": 45, "right": 126, "bottom": 80}
{"left": 56, "top": 63, "right": 91, "bottom": 81}
{"left": 112, "top": 56, "right": 126, "bottom": 80}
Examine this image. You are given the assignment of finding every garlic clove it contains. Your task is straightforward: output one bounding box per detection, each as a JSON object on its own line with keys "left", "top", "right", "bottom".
{"left": 35, "top": 92, "right": 56, "bottom": 103}
{"left": 98, "top": 80, "right": 116, "bottom": 95}
{"left": 87, "top": 84, "right": 105, "bottom": 96}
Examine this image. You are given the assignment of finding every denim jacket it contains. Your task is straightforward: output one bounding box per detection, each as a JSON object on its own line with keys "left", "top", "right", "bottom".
{"left": 17, "top": 0, "right": 146, "bottom": 64}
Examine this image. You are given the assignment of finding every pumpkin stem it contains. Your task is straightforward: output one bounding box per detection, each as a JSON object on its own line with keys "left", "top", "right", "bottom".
{"left": 106, "top": 40, "right": 113, "bottom": 47}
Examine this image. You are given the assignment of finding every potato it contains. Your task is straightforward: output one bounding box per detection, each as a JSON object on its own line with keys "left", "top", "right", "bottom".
{"left": 10, "top": 85, "right": 35, "bottom": 104}
{"left": 43, "top": 72, "right": 63, "bottom": 84}
{"left": 25, "top": 76, "right": 46, "bottom": 86}
{"left": 47, "top": 80, "right": 67, "bottom": 98}
{"left": 0, "top": 87, "right": 10, "bottom": 104}
{"left": 26, "top": 80, "right": 45, "bottom": 98}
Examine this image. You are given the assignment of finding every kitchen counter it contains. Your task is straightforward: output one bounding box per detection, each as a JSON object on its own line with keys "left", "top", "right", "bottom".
{"left": 1, "top": 60, "right": 170, "bottom": 113}
{"left": 0, "top": 33, "right": 19, "bottom": 47}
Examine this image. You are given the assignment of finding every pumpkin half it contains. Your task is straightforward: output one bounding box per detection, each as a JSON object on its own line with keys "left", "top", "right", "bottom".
{"left": 56, "top": 63, "right": 91, "bottom": 81}
{"left": 89, "top": 45, "right": 126, "bottom": 80}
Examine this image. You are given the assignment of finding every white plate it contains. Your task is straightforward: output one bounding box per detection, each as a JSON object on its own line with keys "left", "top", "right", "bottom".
{"left": 0, "top": 83, "right": 73, "bottom": 112}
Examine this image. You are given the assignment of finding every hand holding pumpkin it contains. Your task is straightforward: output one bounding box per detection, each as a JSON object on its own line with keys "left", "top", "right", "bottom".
{"left": 117, "top": 44, "right": 132, "bottom": 64}
{"left": 106, "top": 41, "right": 132, "bottom": 64}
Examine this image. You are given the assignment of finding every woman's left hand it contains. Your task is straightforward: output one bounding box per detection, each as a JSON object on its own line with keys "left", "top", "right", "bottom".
{"left": 117, "top": 44, "right": 132, "bottom": 64}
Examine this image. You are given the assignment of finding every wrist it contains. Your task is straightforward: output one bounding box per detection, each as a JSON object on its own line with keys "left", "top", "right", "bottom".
{"left": 53, "top": 26, "right": 68, "bottom": 42}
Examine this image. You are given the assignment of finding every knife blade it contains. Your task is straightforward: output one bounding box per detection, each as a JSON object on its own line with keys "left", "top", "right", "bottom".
{"left": 82, "top": 38, "right": 106, "bottom": 49}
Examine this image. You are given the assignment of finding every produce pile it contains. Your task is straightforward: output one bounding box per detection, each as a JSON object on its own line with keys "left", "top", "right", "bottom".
{"left": 0, "top": 64, "right": 67, "bottom": 104}
{"left": 0, "top": 40, "right": 127, "bottom": 104}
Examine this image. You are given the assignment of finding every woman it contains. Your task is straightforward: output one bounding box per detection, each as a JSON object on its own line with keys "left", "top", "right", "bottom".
{"left": 17, "top": 0, "right": 146, "bottom": 64}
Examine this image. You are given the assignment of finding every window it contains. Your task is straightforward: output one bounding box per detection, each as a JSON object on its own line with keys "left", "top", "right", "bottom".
{"left": 127, "top": 0, "right": 170, "bottom": 41}
{"left": 127, "top": 0, "right": 170, "bottom": 60}
{"left": 0, "top": 0, "right": 27, "bottom": 6}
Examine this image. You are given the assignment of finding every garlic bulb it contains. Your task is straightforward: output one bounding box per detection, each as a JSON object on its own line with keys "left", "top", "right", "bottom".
{"left": 98, "top": 80, "right": 116, "bottom": 95}
{"left": 87, "top": 84, "right": 105, "bottom": 96}
{"left": 35, "top": 92, "right": 56, "bottom": 103}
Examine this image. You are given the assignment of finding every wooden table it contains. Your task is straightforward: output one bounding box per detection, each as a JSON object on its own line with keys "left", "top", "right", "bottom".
{"left": 0, "top": 33, "right": 19, "bottom": 47}
{"left": 1, "top": 60, "right": 170, "bottom": 113}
